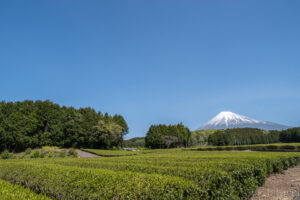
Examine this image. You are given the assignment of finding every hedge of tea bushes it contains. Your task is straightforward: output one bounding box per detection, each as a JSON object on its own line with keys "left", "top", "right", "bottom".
{"left": 0, "top": 151, "right": 300, "bottom": 200}
{"left": 0, "top": 178, "right": 50, "bottom": 200}
{"left": 196, "top": 143, "right": 300, "bottom": 152}
{"left": 0, "top": 162, "right": 207, "bottom": 200}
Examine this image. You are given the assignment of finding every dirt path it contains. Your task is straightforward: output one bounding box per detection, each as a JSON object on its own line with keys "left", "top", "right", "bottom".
{"left": 251, "top": 166, "right": 300, "bottom": 200}
{"left": 76, "top": 149, "right": 100, "bottom": 158}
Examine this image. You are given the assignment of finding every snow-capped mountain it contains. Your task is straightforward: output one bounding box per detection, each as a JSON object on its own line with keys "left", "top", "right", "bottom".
{"left": 199, "top": 111, "right": 290, "bottom": 130}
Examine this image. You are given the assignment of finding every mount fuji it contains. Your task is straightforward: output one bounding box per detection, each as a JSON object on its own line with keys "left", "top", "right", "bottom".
{"left": 199, "top": 111, "right": 290, "bottom": 131}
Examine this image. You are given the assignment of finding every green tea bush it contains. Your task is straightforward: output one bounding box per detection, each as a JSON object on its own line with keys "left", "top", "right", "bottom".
{"left": 0, "top": 163, "right": 205, "bottom": 200}
{"left": 266, "top": 145, "right": 278, "bottom": 150}
{"left": 196, "top": 143, "right": 300, "bottom": 152}
{"left": 0, "top": 150, "right": 299, "bottom": 200}
{"left": 280, "top": 145, "right": 296, "bottom": 150}
{"left": 0, "top": 179, "right": 50, "bottom": 200}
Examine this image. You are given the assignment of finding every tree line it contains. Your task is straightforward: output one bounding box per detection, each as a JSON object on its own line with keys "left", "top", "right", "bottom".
{"left": 207, "top": 128, "right": 280, "bottom": 146}
{"left": 207, "top": 127, "right": 300, "bottom": 146}
{"left": 0, "top": 100, "right": 128, "bottom": 152}
{"left": 144, "top": 125, "right": 300, "bottom": 149}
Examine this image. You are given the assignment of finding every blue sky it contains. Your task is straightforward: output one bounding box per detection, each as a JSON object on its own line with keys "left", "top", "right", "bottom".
{"left": 0, "top": 0, "right": 299, "bottom": 138}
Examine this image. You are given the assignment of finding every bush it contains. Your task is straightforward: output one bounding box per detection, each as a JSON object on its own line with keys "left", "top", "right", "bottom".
{"left": 280, "top": 145, "right": 296, "bottom": 150}
{"left": 31, "top": 150, "right": 40, "bottom": 158}
{"left": 68, "top": 148, "right": 78, "bottom": 157}
{"left": 224, "top": 146, "right": 233, "bottom": 151}
{"left": 48, "top": 151, "right": 54, "bottom": 158}
{"left": 59, "top": 150, "right": 66, "bottom": 158}
{"left": 235, "top": 146, "right": 248, "bottom": 151}
{"left": 42, "top": 146, "right": 59, "bottom": 152}
{"left": 25, "top": 148, "right": 32, "bottom": 155}
{"left": 40, "top": 152, "right": 45, "bottom": 158}
{"left": 0, "top": 179, "right": 50, "bottom": 200}
{"left": 266, "top": 145, "right": 278, "bottom": 150}
{"left": 0, "top": 162, "right": 204, "bottom": 200}
{"left": 0, "top": 150, "right": 16, "bottom": 159}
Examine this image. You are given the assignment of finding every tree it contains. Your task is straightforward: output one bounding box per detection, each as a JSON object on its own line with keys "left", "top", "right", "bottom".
{"left": 145, "top": 124, "right": 190, "bottom": 149}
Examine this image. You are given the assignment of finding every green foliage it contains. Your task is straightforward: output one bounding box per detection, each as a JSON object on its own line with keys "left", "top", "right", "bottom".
{"left": 196, "top": 143, "right": 300, "bottom": 151}
{"left": 208, "top": 128, "right": 280, "bottom": 146}
{"left": 0, "top": 150, "right": 299, "bottom": 199}
{"left": 19, "top": 153, "right": 24, "bottom": 159}
{"left": 0, "top": 100, "right": 128, "bottom": 152}
{"left": 40, "top": 151, "right": 45, "bottom": 158}
{"left": 0, "top": 150, "right": 16, "bottom": 159}
{"left": 31, "top": 150, "right": 40, "bottom": 158}
{"left": 123, "top": 137, "right": 145, "bottom": 148}
{"left": 0, "top": 179, "right": 50, "bottom": 200}
{"left": 68, "top": 148, "right": 78, "bottom": 157}
{"left": 82, "top": 149, "right": 144, "bottom": 157}
{"left": 42, "top": 146, "right": 59, "bottom": 151}
{"left": 48, "top": 150, "right": 54, "bottom": 158}
{"left": 145, "top": 123, "right": 191, "bottom": 149}
{"left": 0, "top": 162, "right": 202, "bottom": 199}
{"left": 280, "top": 127, "right": 300, "bottom": 143}
{"left": 25, "top": 148, "right": 32, "bottom": 155}
{"left": 59, "top": 150, "right": 66, "bottom": 158}
{"left": 189, "top": 129, "right": 217, "bottom": 147}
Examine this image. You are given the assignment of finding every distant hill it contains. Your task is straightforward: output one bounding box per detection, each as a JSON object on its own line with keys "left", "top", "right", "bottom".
{"left": 199, "top": 111, "right": 290, "bottom": 131}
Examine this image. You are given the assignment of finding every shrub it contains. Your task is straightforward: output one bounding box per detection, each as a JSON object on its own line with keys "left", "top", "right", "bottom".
{"left": 0, "top": 162, "right": 205, "bottom": 200}
{"left": 42, "top": 146, "right": 59, "bottom": 152}
{"left": 266, "top": 145, "right": 278, "bottom": 150}
{"left": 68, "top": 148, "right": 78, "bottom": 157}
{"left": 31, "top": 150, "right": 40, "bottom": 158}
{"left": 25, "top": 148, "right": 32, "bottom": 155}
{"left": 0, "top": 179, "right": 50, "bottom": 200}
{"left": 59, "top": 150, "right": 66, "bottom": 158}
{"left": 235, "top": 146, "right": 248, "bottom": 151}
{"left": 48, "top": 151, "right": 53, "bottom": 158}
{"left": 280, "top": 145, "right": 296, "bottom": 150}
{"left": 0, "top": 150, "right": 16, "bottom": 159}
{"left": 19, "top": 153, "right": 24, "bottom": 159}
{"left": 40, "top": 152, "right": 45, "bottom": 158}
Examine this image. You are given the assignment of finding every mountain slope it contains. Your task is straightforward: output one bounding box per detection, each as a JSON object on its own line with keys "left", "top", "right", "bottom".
{"left": 199, "top": 111, "right": 290, "bottom": 130}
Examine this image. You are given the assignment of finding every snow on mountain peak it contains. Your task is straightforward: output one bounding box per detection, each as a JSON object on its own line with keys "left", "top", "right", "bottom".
{"left": 202, "top": 111, "right": 259, "bottom": 129}
{"left": 199, "top": 111, "right": 290, "bottom": 130}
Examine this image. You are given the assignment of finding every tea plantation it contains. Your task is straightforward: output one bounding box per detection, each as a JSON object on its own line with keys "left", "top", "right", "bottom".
{"left": 0, "top": 149, "right": 300, "bottom": 199}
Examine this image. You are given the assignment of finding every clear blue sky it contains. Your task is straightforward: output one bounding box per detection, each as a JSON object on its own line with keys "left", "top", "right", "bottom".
{"left": 1, "top": 0, "right": 299, "bottom": 138}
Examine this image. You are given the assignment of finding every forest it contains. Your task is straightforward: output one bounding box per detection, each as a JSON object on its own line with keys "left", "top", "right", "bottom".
{"left": 0, "top": 100, "right": 128, "bottom": 152}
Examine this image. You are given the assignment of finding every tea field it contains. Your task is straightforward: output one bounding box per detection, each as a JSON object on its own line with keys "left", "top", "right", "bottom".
{"left": 0, "top": 149, "right": 300, "bottom": 199}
